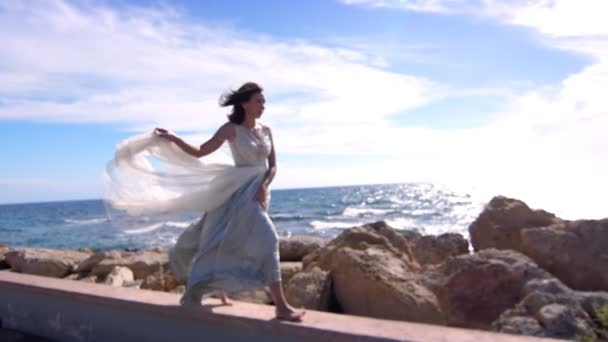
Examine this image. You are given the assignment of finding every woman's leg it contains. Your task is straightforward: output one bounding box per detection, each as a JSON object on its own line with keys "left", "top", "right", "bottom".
{"left": 268, "top": 281, "right": 305, "bottom": 321}
{"left": 219, "top": 290, "right": 232, "bottom": 306}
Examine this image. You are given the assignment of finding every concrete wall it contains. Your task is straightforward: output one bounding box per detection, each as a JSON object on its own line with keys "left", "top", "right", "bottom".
{"left": 0, "top": 271, "right": 559, "bottom": 342}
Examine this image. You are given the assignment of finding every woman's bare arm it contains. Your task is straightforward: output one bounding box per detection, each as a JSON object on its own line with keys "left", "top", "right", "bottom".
{"left": 155, "top": 123, "right": 236, "bottom": 158}
{"left": 262, "top": 126, "right": 277, "bottom": 188}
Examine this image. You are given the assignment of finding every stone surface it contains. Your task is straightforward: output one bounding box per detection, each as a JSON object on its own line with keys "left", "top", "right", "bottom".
{"left": 229, "top": 289, "right": 273, "bottom": 305}
{"left": 104, "top": 266, "right": 135, "bottom": 287}
{"left": 280, "top": 262, "right": 302, "bottom": 286}
{"left": 78, "top": 250, "right": 168, "bottom": 279}
{"left": 304, "top": 223, "right": 442, "bottom": 324}
{"left": 0, "top": 328, "right": 54, "bottom": 342}
{"left": 284, "top": 266, "right": 332, "bottom": 311}
{"left": 0, "top": 244, "right": 9, "bottom": 270}
{"left": 520, "top": 219, "right": 608, "bottom": 291}
{"left": 469, "top": 196, "right": 558, "bottom": 252}
{"left": 422, "top": 249, "right": 552, "bottom": 330}
{"left": 468, "top": 196, "right": 608, "bottom": 291}
{"left": 402, "top": 231, "right": 469, "bottom": 266}
{"left": 5, "top": 248, "right": 91, "bottom": 278}
{"left": 140, "top": 268, "right": 182, "bottom": 292}
{"left": 279, "top": 236, "right": 328, "bottom": 261}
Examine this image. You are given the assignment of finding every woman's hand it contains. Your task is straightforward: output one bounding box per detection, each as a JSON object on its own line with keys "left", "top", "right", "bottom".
{"left": 253, "top": 185, "right": 269, "bottom": 211}
{"left": 154, "top": 128, "right": 176, "bottom": 142}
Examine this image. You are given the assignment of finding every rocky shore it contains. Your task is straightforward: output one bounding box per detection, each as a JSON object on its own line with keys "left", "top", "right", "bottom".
{"left": 1, "top": 196, "right": 607, "bottom": 341}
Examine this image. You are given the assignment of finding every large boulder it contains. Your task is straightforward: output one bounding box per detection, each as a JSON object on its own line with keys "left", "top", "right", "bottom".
{"left": 520, "top": 219, "right": 608, "bottom": 291}
{"left": 402, "top": 231, "right": 469, "bottom": 266}
{"left": 279, "top": 236, "right": 328, "bottom": 261}
{"left": 421, "top": 249, "right": 553, "bottom": 330}
{"left": 469, "top": 196, "right": 559, "bottom": 251}
{"left": 303, "top": 221, "right": 418, "bottom": 270}
{"left": 469, "top": 196, "right": 608, "bottom": 291}
{"left": 280, "top": 262, "right": 302, "bottom": 288}
{"left": 77, "top": 250, "right": 168, "bottom": 279}
{"left": 284, "top": 266, "right": 332, "bottom": 311}
{"left": 304, "top": 222, "right": 443, "bottom": 324}
{"left": 5, "top": 248, "right": 91, "bottom": 278}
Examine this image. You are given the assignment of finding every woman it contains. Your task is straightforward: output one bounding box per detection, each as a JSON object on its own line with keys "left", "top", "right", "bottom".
{"left": 155, "top": 82, "right": 305, "bottom": 322}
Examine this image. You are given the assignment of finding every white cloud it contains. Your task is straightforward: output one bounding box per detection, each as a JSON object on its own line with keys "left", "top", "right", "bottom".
{"left": 0, "top": 0, "right": 436, "bottom": 133}
{"left": 339, "top": 0, "right": 608, "bottom": 219}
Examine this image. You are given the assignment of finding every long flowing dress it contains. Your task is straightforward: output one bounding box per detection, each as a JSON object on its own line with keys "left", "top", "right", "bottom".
{"left": 169, "top": 124, "right": 280, "bottom": 303}
{"left": 103, "top": 123, "right": 280, "bottom": 303}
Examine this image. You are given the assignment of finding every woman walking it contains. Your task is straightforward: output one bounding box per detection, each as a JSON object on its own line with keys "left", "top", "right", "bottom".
{"left": 153, "top": 82, "right": 305, "bottom": 322}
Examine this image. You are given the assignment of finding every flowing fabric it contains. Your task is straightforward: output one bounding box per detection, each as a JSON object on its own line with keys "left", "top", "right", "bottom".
{"left": 103, "top": 123, "right": 281, "bottom": 301}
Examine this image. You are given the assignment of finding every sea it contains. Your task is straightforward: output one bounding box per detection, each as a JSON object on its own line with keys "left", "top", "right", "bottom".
{"left": 0, "top": 183, "right": 485, "bottom": 251}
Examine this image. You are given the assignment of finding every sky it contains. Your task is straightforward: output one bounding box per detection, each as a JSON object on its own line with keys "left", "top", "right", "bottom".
{"left": 0, "top": 0, "right": 606, "bottom": 219}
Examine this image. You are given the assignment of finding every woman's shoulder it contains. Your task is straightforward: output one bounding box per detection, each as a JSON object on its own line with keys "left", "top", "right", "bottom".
{"left": 217, "top": 122, "right": 237, "bottom": 140}
{"left": 258, "top": 122, "right": 272, "bottom": 134}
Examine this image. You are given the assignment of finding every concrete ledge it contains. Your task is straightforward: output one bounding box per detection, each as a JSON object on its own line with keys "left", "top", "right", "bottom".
{"left": 0, "top": 271, "right": 559, "bottom": 342}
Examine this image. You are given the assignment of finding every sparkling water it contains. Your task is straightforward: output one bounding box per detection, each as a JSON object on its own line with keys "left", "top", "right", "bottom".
{"left": 0, "top": 183, "right": 485, "bottom": 251}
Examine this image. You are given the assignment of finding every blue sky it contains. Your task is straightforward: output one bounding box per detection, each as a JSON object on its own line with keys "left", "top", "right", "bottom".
{"left": 1, "top": 0, "right": 607, "bottom": 219}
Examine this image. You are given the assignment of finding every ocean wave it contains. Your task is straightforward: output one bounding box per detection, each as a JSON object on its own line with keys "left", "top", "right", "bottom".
{"left": 342, "top": 207, "right": 392, "bottom": 217}
{"left": 123, "top": 223, "right": 165, "bottom": 235}
{"left": 384, "top": 217, "right": 418, "bottom": 229}
{"left": 64, "top": 217, "right": 108, "bottom": 225}
{"left": 309, "top": 220, "right": 362, "bottom": 230}
{"left": 165, "top": 220, "right": 196, "bottom": 229}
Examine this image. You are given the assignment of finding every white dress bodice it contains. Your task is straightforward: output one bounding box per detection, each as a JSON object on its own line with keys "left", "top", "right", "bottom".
{"left": 229, "top": 124, "right": 271, "bottom": 167}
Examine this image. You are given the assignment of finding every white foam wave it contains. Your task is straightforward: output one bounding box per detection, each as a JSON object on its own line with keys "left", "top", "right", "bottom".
{"left": 64, "top": 218, "right": 108, "bottom": 225}
{"left": 123, "top": 222, "right": 165, "bottom": 235}
{"left": 165, "top": 220, "right": 195, "bottom": 228}
{"left": 310, "top": 220, "right": 362, "bottom": 230}
{"left": 343, "top": 207, "right": 391, "bottom": 217}
{"left": 384, "top": 217, "right": 417, "bottom": 229}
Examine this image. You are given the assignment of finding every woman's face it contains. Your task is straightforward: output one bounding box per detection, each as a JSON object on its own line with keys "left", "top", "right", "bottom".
{"left": 243, "top": 92, "right": 265, "bottom": 118}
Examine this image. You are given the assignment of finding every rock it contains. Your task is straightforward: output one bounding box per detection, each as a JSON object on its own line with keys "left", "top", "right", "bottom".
{"left": 575, "top": 291, "right": 608, "bottom": 318}
{"left": 491, "top": 272, "right": 602, "bottom": 340}
{"left": 403, "top": 232, "right": 469, "bottom": 266}
{"left": 303, "top": 221, "right": 418, "bottom": 270}
{"left": 279, "top": 236, "right": 328, "bottom": 261}
{"left": 5, "top": 248, "right": 91, "bottom": 278}
{"left": 494, "top": 290, "right": 596, "bottom": 340}
{"left": 284, "top": 266, "right": 332, "bottom": 311}
{"left": 302, "top": 222, "right": 443, "bottom": 324}
{"left": 63, "top": 273, "right": 100, "bottom": 283}
{"left": 280, "top": 262, "right": 302, "bottom": 286}
{"left": 329, "top": 246, "right": 442, "bottom": 323}
{"left": 469, "top": 196, "right": 608, "bottom": 291}
{"left": 104, "top": 266, "right": 134, "bottom": 287}
{"left": 520, "top": 219, "right": 608, "bottom": 291}
{"left": 536, "top": 304, "right": 589, "bottom": 339}
{"left": 77, "top": 250, "right": 168, "bottom": 279}
{"left": 140, "top": 268, "right": 183, "bottom": 292}
{"left": 492, "top": 315, "right": 547, "bottom": 337}
{"left": 0, "top": 244, "right": 9, "bottom": 270}
{"left": 469, "top": 196, "right": 559, "bottom": 252}
{"left": 170, "top": 285, "right": 186, "bottom": 295}
{"left": 422, "top": 249, "right": 553, "bottom": 330}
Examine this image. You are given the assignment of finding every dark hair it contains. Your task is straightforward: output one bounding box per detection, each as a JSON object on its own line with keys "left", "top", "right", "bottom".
{"left": 219, "top": 82, "right": 263, "bottom": 124}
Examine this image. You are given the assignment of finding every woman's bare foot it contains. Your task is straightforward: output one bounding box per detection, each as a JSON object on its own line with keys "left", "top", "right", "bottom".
{"left": 276, "top": 306, "right": 305, "bottom": 322}
{"left": 219, "top": 291, "right": 233, "bottom": 306}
